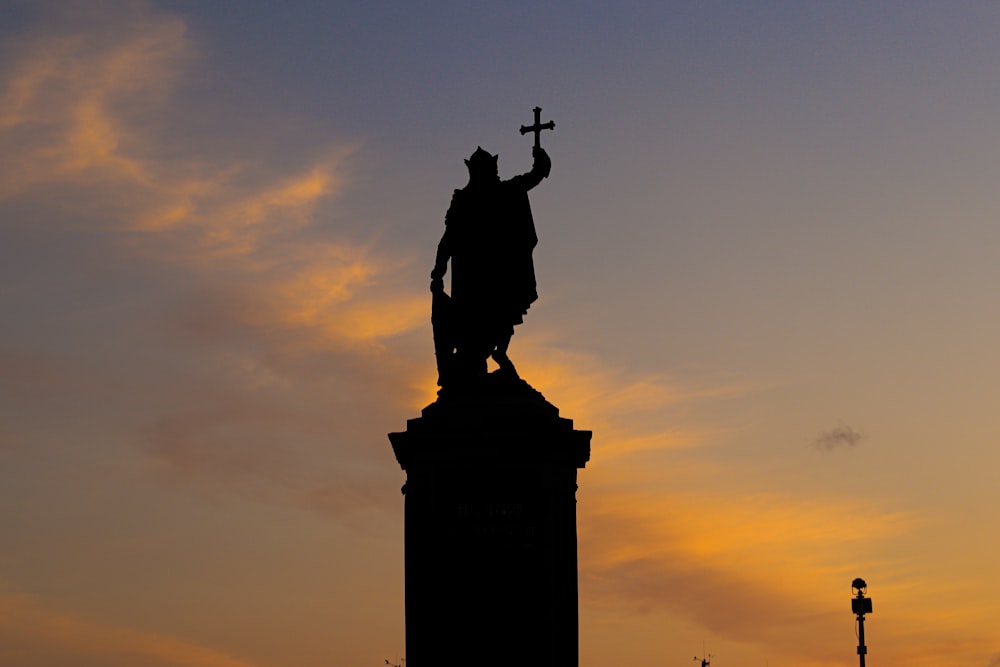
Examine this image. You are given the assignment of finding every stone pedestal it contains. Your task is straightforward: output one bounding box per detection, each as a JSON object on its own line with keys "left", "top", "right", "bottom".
{"left": 390, "top": 375, "right": 591, "bottom": 667}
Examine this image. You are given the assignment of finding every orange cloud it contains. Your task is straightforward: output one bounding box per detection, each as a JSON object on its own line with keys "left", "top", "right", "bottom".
{"left": 574, "top": 474, "right": 1000, "bottom": 666}
{"left": 0, "top": 5, "right": 188, "bottom": 194}
{"left": 578, "top": 490, "right": 901, "bottom": 664}
{"left": 0, "top": 0, "right": 420, "bottom": 359}
{"left": 0, "top": 14, "right": 351, "bottom": 264}
{"left": 261, "top": 246, "right": 425, "bottom": 347}
{"left": 0, "top": 3, "right": 430, "bottom": 540}
{"left": 0, "top": 593, "right": 267, "bottom": 667}
{"left": 513, "top": 339, "right": 751, "bottom": 462}
{"left": 488, "top": 341, "right": 998, "bottom": 666}
{"left": 132, "top": 161, "right": 350, "bottom": 264}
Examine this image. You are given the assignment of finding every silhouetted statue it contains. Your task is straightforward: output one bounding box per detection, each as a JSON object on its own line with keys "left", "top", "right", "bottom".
{"left": 431, "top": 110, "right": 554, "bottom": 389}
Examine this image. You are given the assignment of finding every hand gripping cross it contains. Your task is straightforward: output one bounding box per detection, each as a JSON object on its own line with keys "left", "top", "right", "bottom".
{"left": 519, "top": 106, "right": 555, "bottom": 149}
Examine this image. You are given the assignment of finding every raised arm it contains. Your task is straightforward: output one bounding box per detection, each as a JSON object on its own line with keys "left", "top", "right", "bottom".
{"left": 516, "top": 146, "right": 551, "bottom": 191}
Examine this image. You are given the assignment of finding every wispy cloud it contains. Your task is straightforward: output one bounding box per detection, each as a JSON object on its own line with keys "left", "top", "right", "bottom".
{"left": 0, "top": 593, "right": 266, "bottom": 667}
{"left": 814, "top": 424, "right": 865, "bottom": 451}
{"left": 516, "top": 339, "right": 753, "bottom": 462}
{"left": 0, "top": 2, "right": 190, "bottom": 197}
{"left": 0, "top": 0, "right": 427, "bottom": 503}
{"left": 513, "top": 342, "right": 909, "bottom": 664}
{"left": 578, "top": 488, "right": 913, "bottom": 664}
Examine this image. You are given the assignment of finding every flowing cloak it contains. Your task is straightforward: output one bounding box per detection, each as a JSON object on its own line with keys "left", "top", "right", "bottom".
{"left": 438, "top": 164, "right": 547, "bottom": 342}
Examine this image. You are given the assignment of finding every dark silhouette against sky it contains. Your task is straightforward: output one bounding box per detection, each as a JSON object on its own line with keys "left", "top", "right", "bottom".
{"left": 430, "top": 112, "right": 553, "bottom": 388}
{"left": 4, "top": 3, "right": 1000, "bottom": 667}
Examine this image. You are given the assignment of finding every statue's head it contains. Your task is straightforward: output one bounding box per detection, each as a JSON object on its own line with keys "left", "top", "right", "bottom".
{"left": 465, "top": 146, "right": 499, "bottom": 181}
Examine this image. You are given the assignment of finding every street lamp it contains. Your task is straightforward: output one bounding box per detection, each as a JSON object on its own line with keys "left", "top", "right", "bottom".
{"left": 851, "top": 578, "right": 872, "bottom": 667}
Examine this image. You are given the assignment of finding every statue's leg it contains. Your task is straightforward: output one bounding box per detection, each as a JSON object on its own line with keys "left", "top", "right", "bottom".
{"left": 491, "top": 326, "right": 517, "bottom": 376}
{"left": 456, "top": 346, "right": 488, "bottom": 382}
{"left": 453, "top": 316, "right": 490, "bottom": 384}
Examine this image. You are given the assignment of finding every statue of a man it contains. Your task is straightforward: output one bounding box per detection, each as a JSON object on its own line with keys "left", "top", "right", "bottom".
{"left": 431, "top": 145, "right": 551, "bottom": 387}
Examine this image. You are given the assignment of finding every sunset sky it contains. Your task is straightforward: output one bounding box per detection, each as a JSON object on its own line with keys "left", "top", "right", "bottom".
{"left": 3, "top": 2, "right": 1000, "bottom": 666}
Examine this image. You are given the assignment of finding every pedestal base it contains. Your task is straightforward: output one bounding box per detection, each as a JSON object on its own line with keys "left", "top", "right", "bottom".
{"left": 390, "top": 373, "right": 591, "bottom": 667}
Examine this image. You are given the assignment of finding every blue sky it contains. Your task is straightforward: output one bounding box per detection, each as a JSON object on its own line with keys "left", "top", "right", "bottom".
{"left": 3, "top": 2, "right": 1000, "bottom": 666}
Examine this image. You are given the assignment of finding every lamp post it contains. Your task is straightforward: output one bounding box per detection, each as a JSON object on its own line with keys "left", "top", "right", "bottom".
{"left": 851, "top": 578, "right": 872, "bottom": 667}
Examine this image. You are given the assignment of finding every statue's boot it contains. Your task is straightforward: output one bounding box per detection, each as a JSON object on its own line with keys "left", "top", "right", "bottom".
{"left": 491, "top": 349, "right": 518, "bottom": 377}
